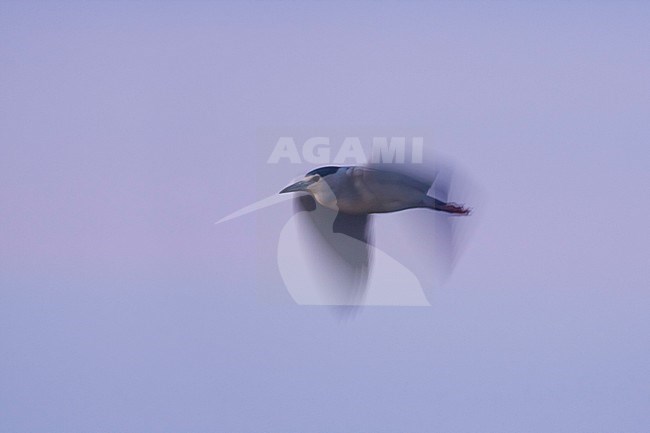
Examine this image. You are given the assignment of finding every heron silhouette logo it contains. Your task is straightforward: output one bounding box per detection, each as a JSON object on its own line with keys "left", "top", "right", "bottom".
{"left": 217, "top": 134, "right": 473, "bottom": 307}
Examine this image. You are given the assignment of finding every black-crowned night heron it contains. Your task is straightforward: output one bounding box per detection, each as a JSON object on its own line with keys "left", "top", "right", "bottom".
{"left": 279, "top": 165, "right": 469, "bottom": 216}
{"left": 279, "top": 164, "right": 471, "bottom": 306}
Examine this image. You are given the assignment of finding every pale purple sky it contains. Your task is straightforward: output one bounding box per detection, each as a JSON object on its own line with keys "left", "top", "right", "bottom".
{"left": 1, "top": 2, "right": 649, "bottom": 432}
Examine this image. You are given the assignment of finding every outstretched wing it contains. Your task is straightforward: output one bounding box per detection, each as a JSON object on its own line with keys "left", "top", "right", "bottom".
{"left": 364, "top": 159, "right": 440, "bottom": 194}
{"left": 294, "top": 195, "right": 372, "bottom": 305}
{"left": 362, "top": 160, "right": 462, "bottom": 288}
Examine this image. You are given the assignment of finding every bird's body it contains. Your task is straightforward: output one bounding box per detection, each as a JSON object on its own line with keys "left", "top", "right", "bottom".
{"left": 281, "top": 165, "right": 469, "bottom": 216}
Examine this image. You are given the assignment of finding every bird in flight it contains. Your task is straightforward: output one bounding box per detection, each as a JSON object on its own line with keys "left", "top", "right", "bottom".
{"left": 280, "top": 165, "right": 470, "bottom": 216}
{"left": 279, "top": 164, "right": 471, "bottom": 306}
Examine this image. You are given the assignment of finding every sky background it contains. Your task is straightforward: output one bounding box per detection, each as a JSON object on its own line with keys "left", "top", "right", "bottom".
{"left": 1, "top": 2, "right": 649, "bottom": 432}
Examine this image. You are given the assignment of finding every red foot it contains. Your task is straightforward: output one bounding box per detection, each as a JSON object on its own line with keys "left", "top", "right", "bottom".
{"left": 442, "top": 203, "right": 471, "bottom": 215}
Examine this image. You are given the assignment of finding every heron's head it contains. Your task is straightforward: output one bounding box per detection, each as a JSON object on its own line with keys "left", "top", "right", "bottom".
{"left": 279, "top": 166, "right": 341, "bottom": 194}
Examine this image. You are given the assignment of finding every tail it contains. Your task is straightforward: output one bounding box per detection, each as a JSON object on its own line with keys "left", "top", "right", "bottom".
{"left": 425, "top": 168, "right": 471, "bottom": 215}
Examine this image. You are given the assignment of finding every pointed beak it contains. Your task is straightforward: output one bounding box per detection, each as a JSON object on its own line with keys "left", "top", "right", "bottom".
{"left": 279, "top": 179, "right": 311, "bottom": 194}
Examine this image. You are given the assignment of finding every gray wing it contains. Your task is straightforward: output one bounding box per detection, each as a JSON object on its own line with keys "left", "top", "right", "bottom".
{"left": 294, "top": 195, "right": 372, "bottom": 305}
{"left": 364, "top": 161, "right": 439, "bottom": 193}
{"left": 362, "top": 161, "right": 461, "bottom": 289}
{"left": 343, "top": 165, "right": 439, "bottom": 213}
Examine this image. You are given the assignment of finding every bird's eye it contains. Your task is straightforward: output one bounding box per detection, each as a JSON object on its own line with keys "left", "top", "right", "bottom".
{"left": 312, "top": 175, "right": 320, "bottom": 181}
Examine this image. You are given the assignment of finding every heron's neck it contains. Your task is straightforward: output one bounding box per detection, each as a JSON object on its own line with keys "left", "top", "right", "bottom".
{"left": 309, "top": 182, "right": 339, "bottom": 211}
